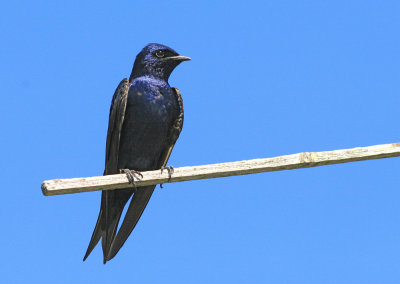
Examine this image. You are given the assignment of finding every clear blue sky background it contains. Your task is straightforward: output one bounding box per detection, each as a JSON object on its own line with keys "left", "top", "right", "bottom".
{"left": 1, "top": 1, "right": 399, "bottom": 283}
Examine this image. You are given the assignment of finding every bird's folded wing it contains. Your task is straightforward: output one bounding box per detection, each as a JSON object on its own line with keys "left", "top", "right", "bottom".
{"left": 159, "top": 87, "right": 185, "bottom": 168}
{"left": 83, "top": 78, "right": 130, "bottom": 262}
{"left": 104, "top": 78, "right": 130, "bottom": 175}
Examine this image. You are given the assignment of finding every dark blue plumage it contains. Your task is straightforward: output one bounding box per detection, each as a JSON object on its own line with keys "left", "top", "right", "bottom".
{"left": 83, "top": 43, "right": 190, "bottom": 263}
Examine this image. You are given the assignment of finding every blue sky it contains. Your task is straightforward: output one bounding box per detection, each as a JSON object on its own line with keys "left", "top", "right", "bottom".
{"left": 1, "top": 0, "right": 399, "bottom": 283}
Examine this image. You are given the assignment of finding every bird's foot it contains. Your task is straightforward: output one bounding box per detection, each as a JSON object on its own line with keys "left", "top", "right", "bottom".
{"left": 120, "top": 169, "right": 143, "bottom": 191}
{"left": 160, "top": 166, "right": 174, "bottom": 189}
{"left": 161, "top": 166, "right": 174, "bottom": 181}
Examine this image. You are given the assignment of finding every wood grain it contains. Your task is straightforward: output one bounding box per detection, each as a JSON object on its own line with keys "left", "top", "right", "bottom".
{"left": 42, "top": 142, "right": 400, "bottom": 196}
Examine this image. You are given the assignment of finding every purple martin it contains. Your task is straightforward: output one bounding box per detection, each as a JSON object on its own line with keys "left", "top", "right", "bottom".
{"left": 83, "top": 43, "right": 190, "bottom": 263}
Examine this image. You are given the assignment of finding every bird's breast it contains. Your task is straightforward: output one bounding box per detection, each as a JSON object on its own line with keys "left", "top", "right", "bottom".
{"left": 128, "top": 86, "right": 176, "bottom": 122}
{"left": 117, "top": 80, "right": 178, "bottom": 170}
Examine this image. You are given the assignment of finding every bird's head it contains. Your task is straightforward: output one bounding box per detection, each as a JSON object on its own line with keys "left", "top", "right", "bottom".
{"left": 130, "top": 43, "right": 190, "bottom": 82}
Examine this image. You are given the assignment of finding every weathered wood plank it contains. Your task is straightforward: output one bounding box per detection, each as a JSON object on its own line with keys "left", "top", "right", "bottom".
{"left": 42, "top": 142, "right": 400, "bottom": 196}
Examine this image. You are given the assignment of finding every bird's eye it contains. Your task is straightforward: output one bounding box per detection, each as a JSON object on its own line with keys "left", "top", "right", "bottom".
{"left": 155, "top": 50, "right": 165, "bottom": 58}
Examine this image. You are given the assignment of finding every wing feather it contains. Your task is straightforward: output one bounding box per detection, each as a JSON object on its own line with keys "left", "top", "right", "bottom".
{"left": 159, "top": 87, "right": 184, "bottom": 168}
{"left": 83, "top": 78, "right": 129, "bottom": 262}
{"left": 104, "top": 78, "right": 130, "bottom": 175}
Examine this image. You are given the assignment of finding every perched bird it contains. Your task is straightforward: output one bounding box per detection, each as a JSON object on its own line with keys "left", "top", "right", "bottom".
{"left": 83, "top": 43, "right": 190, "bottom": 263}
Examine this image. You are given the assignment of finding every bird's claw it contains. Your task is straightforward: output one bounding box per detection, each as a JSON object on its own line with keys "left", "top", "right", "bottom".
{"left": 160, "top": 166, "right": 174, "bottom": 188}
{"left": 161, "top": 166, "right": 174, "bottom": 181}
{"left": 120, "top": 169, "right": 143, "bottom": 191}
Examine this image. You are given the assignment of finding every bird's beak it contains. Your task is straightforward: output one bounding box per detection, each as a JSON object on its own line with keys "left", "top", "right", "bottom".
{"left": 168, "top": 55, "right": 191, "bottom": 62}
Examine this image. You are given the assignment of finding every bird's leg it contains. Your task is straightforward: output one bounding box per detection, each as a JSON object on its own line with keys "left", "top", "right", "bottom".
{"left": 120, "top": 169, "right": 143, "bottom": 191}
{"left": 160, "top": 166, "right": 174, "bottom": 188}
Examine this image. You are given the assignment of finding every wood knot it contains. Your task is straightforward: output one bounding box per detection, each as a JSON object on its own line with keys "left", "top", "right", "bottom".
{"left": 299, "top": 152, "right": 314, "bottom": 163}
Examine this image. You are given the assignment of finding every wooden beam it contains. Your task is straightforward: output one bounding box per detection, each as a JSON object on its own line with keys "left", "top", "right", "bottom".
{"left": 42, "top": 142, "right": 400, "bottom": 196}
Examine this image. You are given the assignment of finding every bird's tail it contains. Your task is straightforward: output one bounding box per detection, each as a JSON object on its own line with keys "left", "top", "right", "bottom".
{"left": 83, "top": 188, "right": 133, "bottom": 263}
{"left": 105, "top": 185, "right": 155, "bottom": 262}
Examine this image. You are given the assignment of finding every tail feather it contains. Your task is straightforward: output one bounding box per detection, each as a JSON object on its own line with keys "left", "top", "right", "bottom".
{"left": 106, "top": 186, "right": 155, "bottom": 261}
{"left": 83, "top": 189, "right": 134, "bottom": 262}
{"left": 83, "top": 207, "right": 103, "bottom": 261}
